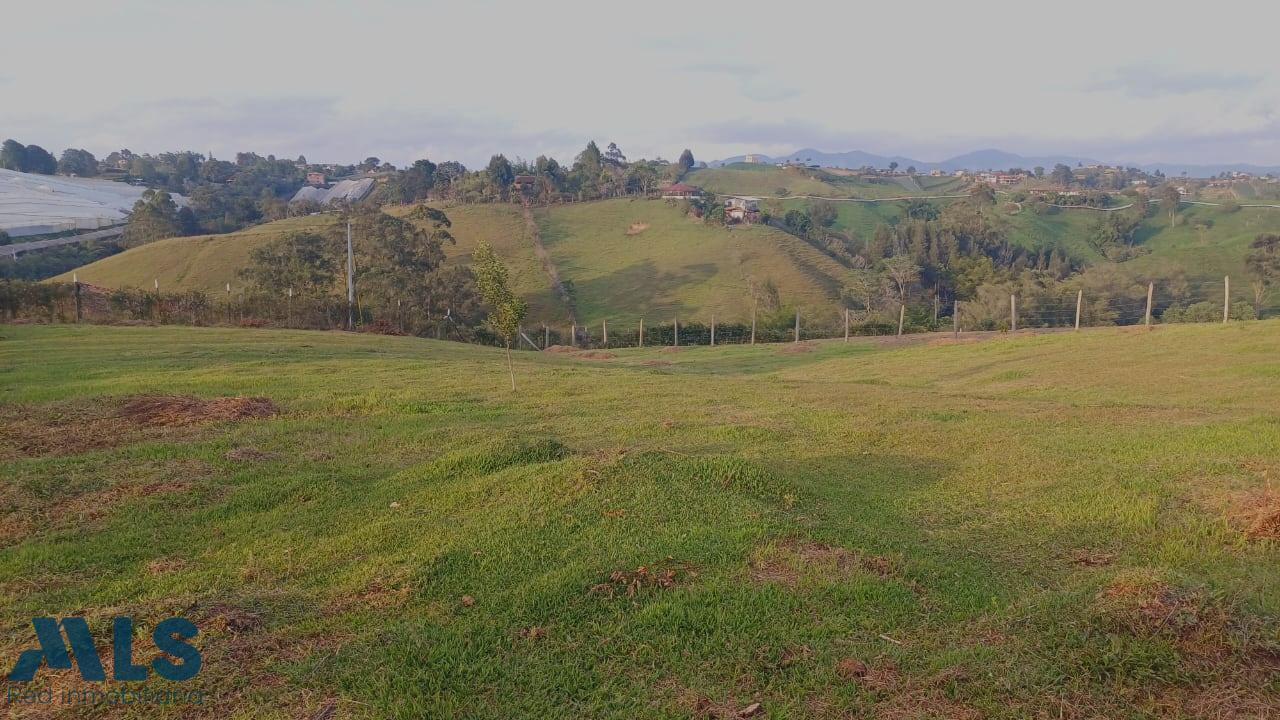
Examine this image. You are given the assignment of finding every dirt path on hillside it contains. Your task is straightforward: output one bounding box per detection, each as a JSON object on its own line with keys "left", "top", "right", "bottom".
{"left": 522, "top": 201, "right": 577, "bottom": 324}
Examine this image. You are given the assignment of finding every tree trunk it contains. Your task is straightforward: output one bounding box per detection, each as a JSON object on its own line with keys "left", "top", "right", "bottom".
{"left": 505, "top": 342, "right": 515, "bottom": 391}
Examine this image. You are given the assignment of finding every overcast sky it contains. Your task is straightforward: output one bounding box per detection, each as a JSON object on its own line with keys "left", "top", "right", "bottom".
{"left": 3, "top": 0, "right": 1278, "bottom": 168}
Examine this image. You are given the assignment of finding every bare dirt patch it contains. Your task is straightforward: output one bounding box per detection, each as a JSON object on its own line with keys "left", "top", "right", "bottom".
{"left": 641, "top": 359, "right": 673, "bottom": 367}
{"left": 1, "top": 395, "right": 279, "bottom": 459}
{"left": 1230, "top": 488, "right": 1280, "bottom": 541}
{"left": 1068, "top": 549, "right": 1115, "bottom": 567}
{"left": 542, "top": 345, "right": 615, "bottom": 360}
{"left": 147, "top": 557, "right": 188, "bottom": 575}
{"left": 625, "top": 222, "right": 650, "bottom": 235}
{"left": 749, "top": 539, "right": 895, "bottom": 588}
{"left": 120, "top": 395, "right": 278, "bottom": 427}
{"left": 326, "top": 580, "right": 413, "bottom": 615}
{"left": 777, "top": 342, "right": 818, "bottom": 354}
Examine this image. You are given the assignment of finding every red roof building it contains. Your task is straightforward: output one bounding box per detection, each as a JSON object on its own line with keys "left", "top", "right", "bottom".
{"left": 660, "top": 182, "right": 702, "bottom": 199}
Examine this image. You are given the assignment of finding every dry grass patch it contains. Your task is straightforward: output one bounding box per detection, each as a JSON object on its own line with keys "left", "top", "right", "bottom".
{"left": 119, "top": 395, "right": 278, "bottom": 427}
{"left": 589, "top": 558, "right": 696, "bottom": 599}
{"left": 749, "top": 539, "right": 895, "bottom": 588}
{"left": 225, "top": 446, "right": 281, "bottom": 462}
{"left": 625, "top": 222, "right": 650, "bottom": 235}
{"left": 777, "top": 341, "right": 818, "bottom": 354}
{"left": 0, "top": 395, "right": 278, "bottom": 459}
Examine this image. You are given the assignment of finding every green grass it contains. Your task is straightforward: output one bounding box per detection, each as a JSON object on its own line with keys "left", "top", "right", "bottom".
{"left": 3, "top": 322, "right": 1280, "bottom": 718}
{"left": 49, "top": 215, "right": 338, "bottom": 293}
{"left": 535, "top": 199, "right": 851, "bottom": 326}
{"left": 387, "top": 203, "right": 574, "bottom": 324}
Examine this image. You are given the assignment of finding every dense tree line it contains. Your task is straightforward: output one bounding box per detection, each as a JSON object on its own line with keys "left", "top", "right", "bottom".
{"left": 377, "top": 141, "right": 697, "bottom": 205}
{"left": 237, "top": 206, "right": 482, "bottom": 335}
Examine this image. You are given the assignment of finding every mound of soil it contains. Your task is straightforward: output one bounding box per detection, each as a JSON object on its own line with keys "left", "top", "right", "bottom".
{"left": 625, "top": 222, "right": 650, "bottom": 235}
{"left": 119, "top": 395, "right": 278, "bottom": 427}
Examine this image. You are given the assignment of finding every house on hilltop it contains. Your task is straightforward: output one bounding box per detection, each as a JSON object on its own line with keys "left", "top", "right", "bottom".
{"left": 660, "top": 182, "right": 702, "bottom": 199}
{"left": 306, "top": 171, "right": 326, "bottom": 186}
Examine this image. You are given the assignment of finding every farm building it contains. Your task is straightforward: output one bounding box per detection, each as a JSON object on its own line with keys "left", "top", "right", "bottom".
{"left": 724, "top": 196, "right": 761, "bottom": 224}
{"left": 660, "top": 182, "right": 702, "bottom": 199}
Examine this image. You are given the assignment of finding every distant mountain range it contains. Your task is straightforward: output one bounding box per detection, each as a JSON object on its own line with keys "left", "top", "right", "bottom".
{"left": 710, "top": 148, "right": 1280, "bottom": 178}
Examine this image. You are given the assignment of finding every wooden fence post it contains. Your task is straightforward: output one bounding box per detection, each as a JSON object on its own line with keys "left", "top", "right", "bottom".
{"left": 710, "top": 314, "right": 716, "bottom": 346}
{"left": 1223, "top": 276, "right": 1230, "bottom": 323}
{"left": 674, "top": 318, "right": 679, "bottom": 347}
{"left": 544, "top": 324, "right": 549, "bottom": 350}
{"left": 933, "top": 296, "right": 939, "bottom": 326}
{"left": 73, "top": 273, "right": 82, "bottom": 323}
{"left": 602, "top": 318, "right": 608, "bottom": 346}
{"left": 639, "top": 317, "right": 644, "bottom": 347}
{"left": 570, "top": 324, "right": 575, "bottom": 347}
{"left": 751, "top": 305, "right": 757, "bottom": 345}
{"left": 897, "top": 304, "right": 905, "bottom": 336}
{"left": 1144, "top": 282, "right": 1154, "bottom": 326}
{"left": 844, "top": 308, "right": 849, "bottom": 342}
{"left": 953, "top": 300, "right": 959, "bottom": 339}
{"left": 1074, "top": 289, "right": 1082, "bottom": 331}
{"left": 794, "top": 308, "right": 800, "bottom": 343}
{"left": 1010, "top": 294, "right": 1017, "bottom": 332}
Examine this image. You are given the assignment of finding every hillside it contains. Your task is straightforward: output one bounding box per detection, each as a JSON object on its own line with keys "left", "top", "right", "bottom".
{"left": 5, "top": 322, "right": 1280, "bottom": 718}
{"left": 684, "top": 163, "right": 968, "bottom": 200}
{"left": 58, "top": 200, "right": 855, "bottom": 327}
{"left": 50, "top": 195, "right": 1280, "bottom": 325}
{"left": 50, "top": 215, "right": 337, "bottom": 292}
{"left": 387, "top": 203, "right": 574, "bottom": 323}
{"left": 535, "top": 199, "right": 851, "bottom": 326}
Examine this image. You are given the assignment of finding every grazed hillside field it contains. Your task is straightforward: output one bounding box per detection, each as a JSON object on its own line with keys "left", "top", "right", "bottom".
{"left": 2, "top": 322, "right": 1279, "bottom": 718}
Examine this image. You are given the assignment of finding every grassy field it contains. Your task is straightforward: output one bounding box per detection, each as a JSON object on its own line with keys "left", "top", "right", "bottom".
{"left": 3, "top": 322, "right": 1280, "bottom": 718}
{"left": 49, "top": 216, "right": 337, "bottom": 293}
{"left": 387, "top": 203, "right": 574, "bottom": 323}
{"left": 536, "top": 199, "right": 851, "bottom": 326}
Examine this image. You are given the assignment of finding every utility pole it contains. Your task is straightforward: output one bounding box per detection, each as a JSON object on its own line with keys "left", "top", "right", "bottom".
{"left": 346, "top": 221, "right": 355, "bottom": 331}
{"left": 1223, "top": 276, "right": 1230, "bottom": 323}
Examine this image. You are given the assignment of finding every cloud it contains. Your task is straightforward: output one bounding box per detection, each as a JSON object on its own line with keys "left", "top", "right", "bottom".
{"left": 1087, "top": 65, "right": 1262, "bottom": 98}
{"left": 683, "top": 62, "right": 800, "bottom": 103}
{"left": 0, "top": 95, "right": 584, "bottom": 167}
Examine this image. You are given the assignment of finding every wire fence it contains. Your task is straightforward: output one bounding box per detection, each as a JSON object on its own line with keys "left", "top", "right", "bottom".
{"left": 2, "top": 277, "right": 1275, "bottom": 351}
